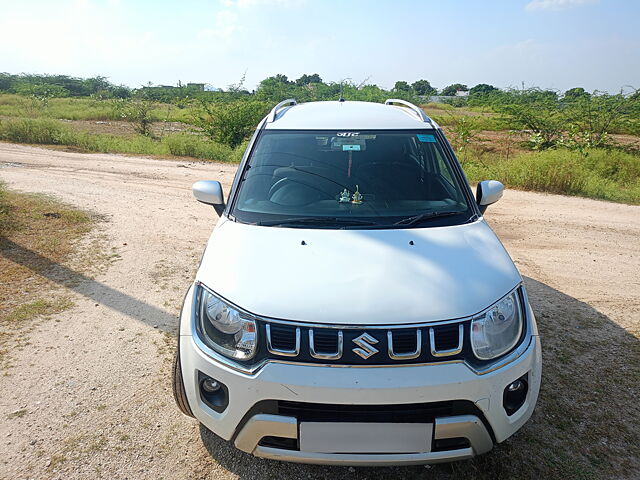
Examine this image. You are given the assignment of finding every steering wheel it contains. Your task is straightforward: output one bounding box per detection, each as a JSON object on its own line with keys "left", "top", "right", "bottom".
{"left": 268, "top": 177, "right": 290, "bottom": 199}
{"left": 268, "top": 177, "right": 333, "bottom": 206}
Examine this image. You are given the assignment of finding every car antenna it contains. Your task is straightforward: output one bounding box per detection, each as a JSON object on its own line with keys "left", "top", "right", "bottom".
{"left": 338, "top": 80, "right": 345, "bottom": 102}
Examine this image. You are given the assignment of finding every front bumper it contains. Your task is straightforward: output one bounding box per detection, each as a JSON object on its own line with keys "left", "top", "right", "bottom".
{"left": 178, "top": 286, "right": 542, "bottom": 465}
{"left": 235, "top": 413, "right": 493, "bottom": 465}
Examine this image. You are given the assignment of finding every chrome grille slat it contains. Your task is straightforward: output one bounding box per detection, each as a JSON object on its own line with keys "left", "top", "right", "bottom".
{"left": 266, "top": 324, "right": 301, "bottom": 357}
{"left": 387, "top": 329, "right": 422, "bottom": 360}
{"left": 309, "top": 329, "right": 343, "bottom": 360}
{"left": 429, "top": 324, "right": 464, "bottom": 357}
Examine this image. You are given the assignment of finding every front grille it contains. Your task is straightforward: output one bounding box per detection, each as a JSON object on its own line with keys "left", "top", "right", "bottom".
{"left": 262, "top": 320, "right": 469, "bottom": 365}
{"left": 390, "top": 329, "right": 420, "bottom": 354}
{"left": 268, "top": 324, "right": 297, "bottom": 351}
{"left": 434, "top": 323, "right": 461, "bottom": 351}
{"left": 312, "top": 329, "right": 339, "bottom": 353}
{"left": 277, "top": 400, "right": 457, "bottom": 423}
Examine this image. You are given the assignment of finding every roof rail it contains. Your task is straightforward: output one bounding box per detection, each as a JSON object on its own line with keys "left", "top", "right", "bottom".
{"left": 385, "top": 99, "right": 432, "bottom": 123}
{"left": 267, "top": 98, "right": 297, "bottom": 122}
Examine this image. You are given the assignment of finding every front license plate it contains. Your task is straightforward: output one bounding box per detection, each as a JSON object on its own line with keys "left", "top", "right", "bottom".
{"left": 299, "top": 422, "right": 433, "bottom": 454}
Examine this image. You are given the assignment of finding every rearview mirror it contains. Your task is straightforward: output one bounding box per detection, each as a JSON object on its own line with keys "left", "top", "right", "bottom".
{"left": 476, "top": 180, "right": 504, "bottom": 214}
{"left": 193, "top": 180, "right": 225, "bottom": 216}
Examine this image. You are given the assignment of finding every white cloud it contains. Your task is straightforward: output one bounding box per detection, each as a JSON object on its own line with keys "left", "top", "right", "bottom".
{"left": 199, "top": 0, "right": 302, "bottom": 43}
{"left": 525, "top": 0, "right": 597, "bottom": 11}
{"left": 198, "top": 9, "right": 240, "bottom": 40}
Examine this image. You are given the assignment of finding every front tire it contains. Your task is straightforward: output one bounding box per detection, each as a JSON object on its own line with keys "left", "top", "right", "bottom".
{"left": 172, "top": 344, "right": 194, "bottom": 418}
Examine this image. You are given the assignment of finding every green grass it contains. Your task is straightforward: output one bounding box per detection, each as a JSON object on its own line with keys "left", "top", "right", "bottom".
{"left": 461, "top": 148, "right": 640, "bottom": 204}
{"left": 0, "top": 117, "right": 244, "bottom": 162}
{"left": 0, "top": 182, "right": 14, "bottom": 234}
{"left": 1, "top": 187, "right": 95, "bottom": 371}
{"left": 422, "top": 103, "right": 505, "bottom": 131}
{"left": 0, "top": 94, "right": 190, "bottom": 122}
{"left": 163, "top": 133, "right": 239, "bottom": 162}
{"left": 5, "top": 297, "right": 74, "bottom": 323}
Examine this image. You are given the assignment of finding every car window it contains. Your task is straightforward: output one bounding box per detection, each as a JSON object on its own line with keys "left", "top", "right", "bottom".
{"left": 232, "top": 130, "right": 472, "bottom": 227}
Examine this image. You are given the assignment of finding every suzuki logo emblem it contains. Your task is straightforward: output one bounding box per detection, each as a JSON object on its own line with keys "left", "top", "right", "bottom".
{"left": 352, "top": 333, "right": 379, "bottom": 360}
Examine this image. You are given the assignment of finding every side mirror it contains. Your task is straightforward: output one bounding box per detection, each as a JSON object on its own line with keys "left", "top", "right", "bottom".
{"left": 193, "top": 180, "right": 225, "bottom": 216}
{"left": 476, "top": 180, "right": 504, "bottom": 214}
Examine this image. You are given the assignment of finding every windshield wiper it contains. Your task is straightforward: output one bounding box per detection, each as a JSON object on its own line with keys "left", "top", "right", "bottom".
{"left": 393, "top": 210, "right": 462, "bottom": 226}
{"left": 258, "top": 217, "right": 380, "bottom": 228}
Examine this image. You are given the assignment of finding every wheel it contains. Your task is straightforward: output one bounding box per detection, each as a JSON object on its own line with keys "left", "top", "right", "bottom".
{"left": 172, "top": 344, "right": 194, "bottom": 418}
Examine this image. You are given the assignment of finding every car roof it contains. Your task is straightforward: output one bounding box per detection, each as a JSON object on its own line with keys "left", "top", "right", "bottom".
{"left": 263, "top": 100, "right": 438, "bottom": 130}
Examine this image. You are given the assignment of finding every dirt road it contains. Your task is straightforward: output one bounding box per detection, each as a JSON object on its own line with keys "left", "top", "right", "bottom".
{"left": 1, "top": 143, "right": 638, "bottom": 480}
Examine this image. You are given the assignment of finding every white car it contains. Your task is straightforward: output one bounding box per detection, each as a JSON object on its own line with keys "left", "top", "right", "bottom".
{"left": 172, "top": 99, "right": 541, "bottom": 466}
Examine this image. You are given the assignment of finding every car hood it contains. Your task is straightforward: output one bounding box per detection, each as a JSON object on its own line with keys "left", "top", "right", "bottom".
{"left": 196, "top": 218, "right": 521, "bottom": 325}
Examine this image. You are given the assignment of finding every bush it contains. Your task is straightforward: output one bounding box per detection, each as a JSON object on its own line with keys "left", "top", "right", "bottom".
{"left": 496, "top": 88, "right": 640, "bottom": 148}
{"left": 230, "top": 140, "right": 249, "bottom": 163}
{"left": 193, "top": 100, "right": 270, "bottom": 148}
{"left": 113, "top": 99, "right": 157, "bottom": 136}
{"left": 497, "top": 95, "right": 564, "bottom": 149}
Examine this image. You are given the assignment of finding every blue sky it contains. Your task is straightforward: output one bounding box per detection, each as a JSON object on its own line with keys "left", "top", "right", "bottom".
{"left": 0, "top": 0, "right": 638, "bottom": 92}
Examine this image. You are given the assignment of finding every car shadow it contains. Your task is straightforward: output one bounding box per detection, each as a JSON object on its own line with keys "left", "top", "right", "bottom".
{"left": 0, "top": 238, "right": 178, "bottom": 332}
{"left": 197, "top": 275, "right": 640, "bottom": 480}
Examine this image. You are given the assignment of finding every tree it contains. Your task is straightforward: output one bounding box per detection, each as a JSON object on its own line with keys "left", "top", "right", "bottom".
{"left": 84, "top": 76, "right": 111, "bottom": 94}
{"left": 440, "top": 83, "right": 469, "bottom": 96}
{"left": 256, "top": 75, "right": 297, "bottom": 101}
{"left": 13, "top": 83, "right": 69, "bottom": 98}
{"left": 109, "top": 85, "right": 131, "bottom": 99}
{"left": 295, "top": 73, "right": 323, "bottom": 86}
{"left": 393, "top": 81, "right": 411, "bottom": 92}
{"left": 563, "top": 87, "right": 590, "bottom": 101}
{"left": 469, "top": 83, "right": 498, "bottom": 96}
{"left": 273, "top": 74, "right": 291, "bottom": 84}
{"left": 411, "top": 79, "right": 437, "bottom": 96}
{"left": 0, "top": 72, "right": 12, "bottom": 91}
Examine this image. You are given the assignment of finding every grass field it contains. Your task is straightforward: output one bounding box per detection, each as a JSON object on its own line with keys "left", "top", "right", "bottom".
{"left": 0, "top": 117, "right": 246, "bottom": 163}
{"left": 0, "top": 182, "right": 94, "bottom": 370}
{"left": 0, "top": 94, "right": 190, "bottom": 123}
{"left": 1, "top": 93, "right": 639, "bottom": 205}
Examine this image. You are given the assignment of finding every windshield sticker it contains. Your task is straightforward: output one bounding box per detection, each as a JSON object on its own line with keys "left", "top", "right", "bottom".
{"left": 417, "top": 134, "right": 436, "bottom": 143}
{"left": 342, "top": 144, "right": 361, "bottom": 151}
{"left": 336, "top": 132, "right": 360, "bottom": 137}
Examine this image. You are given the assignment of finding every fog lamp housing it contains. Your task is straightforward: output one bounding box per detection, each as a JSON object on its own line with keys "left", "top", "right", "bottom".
{"left": 503, "top": 373, "right": 528, "bottom": 416}
{"left": 198, "top": 372, "right": 229, "bottom": 413}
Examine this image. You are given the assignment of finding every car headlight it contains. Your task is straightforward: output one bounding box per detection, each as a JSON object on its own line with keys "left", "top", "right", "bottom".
{"left": 197, "top": 285, "right": 257, "bottom": 361}
{"left": 471, "top": 290, "right": 524, "bottom": 360}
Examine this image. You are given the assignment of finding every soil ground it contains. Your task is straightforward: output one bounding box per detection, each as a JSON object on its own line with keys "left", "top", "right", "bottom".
{"left": 0, "top": 143, "right": 638, "bottom": 480}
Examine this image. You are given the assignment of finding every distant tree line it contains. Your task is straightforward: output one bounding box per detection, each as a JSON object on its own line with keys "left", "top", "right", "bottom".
{"left": 2, "top": 71, "right": 635, "bottom": 108}
{"left": 0, "top": 73, "right": 131, "bottom": 98}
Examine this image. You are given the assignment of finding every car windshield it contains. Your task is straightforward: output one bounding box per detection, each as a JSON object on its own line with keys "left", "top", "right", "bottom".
{"left": 231, "top": 130, "right": 472, "bottom": 228}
